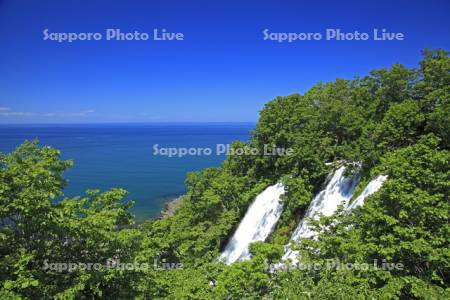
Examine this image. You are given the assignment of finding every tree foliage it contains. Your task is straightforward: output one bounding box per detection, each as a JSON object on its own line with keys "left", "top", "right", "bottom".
{"left": 1, "top": 49, "right": 448, "bottom": 299}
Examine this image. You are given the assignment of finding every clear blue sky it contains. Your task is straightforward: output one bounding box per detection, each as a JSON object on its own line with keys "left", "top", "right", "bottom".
{"left": 0, "top": 0, "right": 449, "bottom": 123}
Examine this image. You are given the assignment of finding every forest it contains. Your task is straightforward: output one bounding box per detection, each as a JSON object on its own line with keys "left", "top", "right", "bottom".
{"left": 0, "top": 49, "right": 448, "bottom": 299}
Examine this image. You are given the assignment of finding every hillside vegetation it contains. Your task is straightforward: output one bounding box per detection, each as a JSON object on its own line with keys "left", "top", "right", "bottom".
{"left": 1, "top": 49, "right": 449, "bottom": 299}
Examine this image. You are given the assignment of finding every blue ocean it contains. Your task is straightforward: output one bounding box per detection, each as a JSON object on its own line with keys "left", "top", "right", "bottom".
{"left": 0, "top": 123, "right": 254, "bottom": 222}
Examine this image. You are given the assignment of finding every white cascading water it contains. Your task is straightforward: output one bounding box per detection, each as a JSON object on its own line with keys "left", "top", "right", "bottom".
{"left": 219, "top": 183, "right": 285, "bottom": 265}
{"left": 282, "top": 166, "right": 359, "bottom": 263}
{"left": 346, "top": 175, "right": 388, "bottom": 211}
{"left": 283, "top": 169, "right": 388, "bottom": 264}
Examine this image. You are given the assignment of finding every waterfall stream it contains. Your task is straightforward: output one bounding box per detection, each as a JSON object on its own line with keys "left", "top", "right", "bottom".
{"left": 283, "top": 169, "right": 388, "bottom": 263}
{"left": 219, "top": 183, "right": 285, "bottom": 265}
{"left": 346, "top": 175, "right": 388, "bottom": 210}
{"left": 282, "top": 166, "right": 359, "bottom": 263}
{"left": 219, "top": 165, "right": 388, "bottom": 266}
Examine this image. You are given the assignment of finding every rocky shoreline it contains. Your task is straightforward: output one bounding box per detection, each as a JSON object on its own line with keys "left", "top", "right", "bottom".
{"left": 158, "top": 195, "right": 184, "bottom": 219}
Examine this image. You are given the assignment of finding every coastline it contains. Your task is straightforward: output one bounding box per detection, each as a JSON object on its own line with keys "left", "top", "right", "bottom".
{"left": 158, "top": 195, "right": 184, "bottom": 219}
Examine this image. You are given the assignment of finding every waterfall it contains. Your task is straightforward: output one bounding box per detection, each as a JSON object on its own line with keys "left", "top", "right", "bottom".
{"left": 282, "top": 166, "right": 359, "bottom": 263}
{"left": 218, "top": 165, "right": 388, "bottom": 266}
{"left": 346, "top": 175, "right": 388, "bottom": 210}
{"left": 219, "top": 183, "right": 285, "bottom": 265}
{"left": 282, "top": 169, "right": 388, "bottom": 264}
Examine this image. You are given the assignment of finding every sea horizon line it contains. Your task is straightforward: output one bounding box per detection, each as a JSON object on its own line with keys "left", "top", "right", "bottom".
{"left": 0, "top": 121, "right": 257, "bottom": 127}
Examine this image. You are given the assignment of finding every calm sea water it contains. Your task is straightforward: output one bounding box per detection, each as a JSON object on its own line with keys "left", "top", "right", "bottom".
{"left": 0, "top": 123, "right": 254, "bottom": 222}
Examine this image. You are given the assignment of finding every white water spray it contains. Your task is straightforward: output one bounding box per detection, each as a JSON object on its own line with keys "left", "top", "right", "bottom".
{"left": 282, "top": 166, "right": 359, "bottom": 263}
{"left": 346, "top": 175, "right": 388, "bottom": 211}
{"left": 219, "top": 183, "right": 285, "bottom": 265}
{"left": 283, "top": 169, "right": 388, "bottom": 263}
{"left": 219, "top": 165, "right": 388, "bottom": 265}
